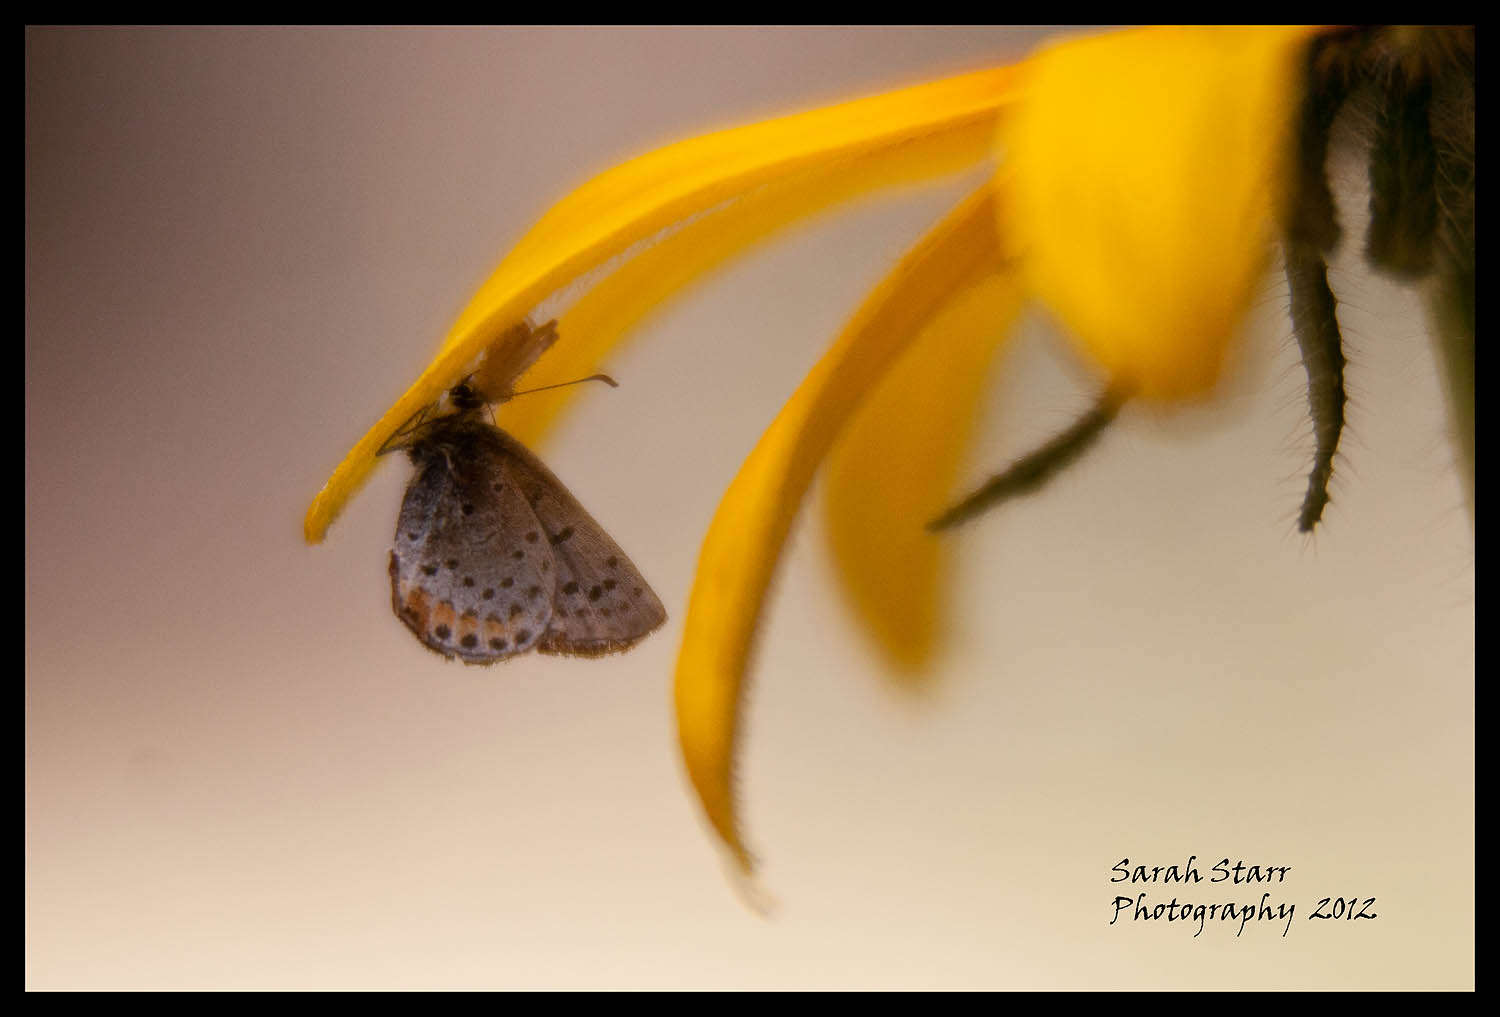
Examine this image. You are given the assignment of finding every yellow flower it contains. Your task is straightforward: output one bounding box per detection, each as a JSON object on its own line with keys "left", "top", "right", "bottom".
{"left": 306, "top": 27, "right": 1331, "bottom": 875}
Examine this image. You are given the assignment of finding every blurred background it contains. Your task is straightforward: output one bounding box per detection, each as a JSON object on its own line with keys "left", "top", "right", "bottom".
{"left": 27, "top": 27, "right": 1472, "bottom": 990}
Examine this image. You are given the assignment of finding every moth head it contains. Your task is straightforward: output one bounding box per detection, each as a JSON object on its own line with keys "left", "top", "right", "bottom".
{"left": 447, "top": 381, "right": 486, "bottom": 412}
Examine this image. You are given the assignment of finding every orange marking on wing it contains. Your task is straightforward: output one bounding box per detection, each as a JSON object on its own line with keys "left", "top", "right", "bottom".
{"left": 402, "top": 587, "right": 431, "bottom": 625}
{"left": 430, "top": 601, "right": 457, "bottom": 633}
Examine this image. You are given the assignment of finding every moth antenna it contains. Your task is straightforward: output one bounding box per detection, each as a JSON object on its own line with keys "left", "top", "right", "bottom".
{"left": 928, "top": 386, "right": 1124, "bottom": 532}
{"left": 508, "top": 373, "right": 619, "bottom": 399}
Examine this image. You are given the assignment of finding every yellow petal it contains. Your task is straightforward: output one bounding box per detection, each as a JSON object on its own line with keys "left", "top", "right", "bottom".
{"left": 304, "top": 64, "right": 1022, "bottom": 543}
{"left": 1003, "top": 26, "right": 1316, "bottom": 402}
{"left": 500, "top": 124, "right": 1005, "bottom": 449}
{"left": 823, "top": 272, "right": 1021, "bottom": 675}
{"left": 676, "top": 186, "right": 1010, "bottom": 872}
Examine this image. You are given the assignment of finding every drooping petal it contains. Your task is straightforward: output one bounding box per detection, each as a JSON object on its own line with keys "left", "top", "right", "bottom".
{"left": 304, "top": 64, "right": 1022, "bottom": 542}
{"left": 500, "top": 118, "right": 1010, "bottom": 448}
{"left": 675, "top": 186, "right": 1011, "bottom": 872}
{"left": 822, "top": 272, "right": 1021, "bottom": 676}
{"left": 1002, "top": 26, "right": 1316, "bottom": 402}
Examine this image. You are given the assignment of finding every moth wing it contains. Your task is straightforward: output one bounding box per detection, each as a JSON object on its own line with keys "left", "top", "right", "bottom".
{"left": 472, "top": 317, "right": 559, "bottom": 402}
{"left": 489, "top": 429, "right": 667, "bottom": 657}
{"left": 390, "top": 423, "right": 556, "bottom": 664}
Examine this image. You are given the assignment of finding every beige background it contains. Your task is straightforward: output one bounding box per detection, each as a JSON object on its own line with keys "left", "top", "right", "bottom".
{"left": 26, "top": 27, "right": 1473, "bottom": 990}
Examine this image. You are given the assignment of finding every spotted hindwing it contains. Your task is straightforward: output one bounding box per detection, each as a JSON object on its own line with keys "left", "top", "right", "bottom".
{"left": 390, "top": 414, "right": 557, "bottom": 663}
{"left": 485, "top": 428, "right": 667, "bottom": 657}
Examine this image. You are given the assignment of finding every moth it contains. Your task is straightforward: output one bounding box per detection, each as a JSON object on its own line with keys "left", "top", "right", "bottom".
{"left": 382, "top": 319, "right": 666, "bottom": 663}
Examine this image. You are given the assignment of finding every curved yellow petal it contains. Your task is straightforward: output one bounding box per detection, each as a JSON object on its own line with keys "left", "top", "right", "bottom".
{"left": 304, "top": 63, "right": 1022, "bottom": 543}
{"left": 676, "top": 186, "right": 1010, "bottom": 872}
{"left": 822, "top": 272, "right": 1021, "bottom": 676}
{"left": 1003, "top": 26, "right": 1316, "bottom": 402}
{"left": 500, "top": 124, "right": 1006, "bottom": 449}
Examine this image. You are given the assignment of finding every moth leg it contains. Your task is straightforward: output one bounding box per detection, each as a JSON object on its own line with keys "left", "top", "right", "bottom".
{"left": 928, "top": 386, "right": 1123, "bottom": 532}
{"left": 377, "top": 403, "right": 436, "bottom": 456}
